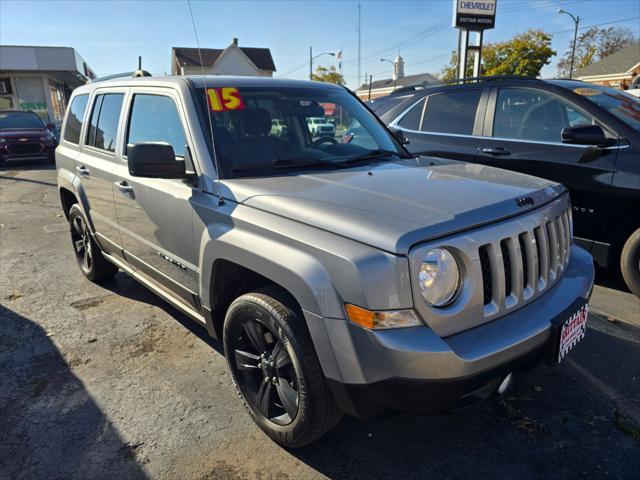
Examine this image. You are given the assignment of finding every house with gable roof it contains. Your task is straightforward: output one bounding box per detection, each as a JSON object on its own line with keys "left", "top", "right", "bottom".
{"left": 171, "top": 38, "right": 276, "bottom": 77}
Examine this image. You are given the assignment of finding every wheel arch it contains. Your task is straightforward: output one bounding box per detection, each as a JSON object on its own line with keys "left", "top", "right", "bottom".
{"left": 199, "top": 230, "right": 345, "bottom": 339}
{"left": 59, "top": 187, "right": 77, "bottom": 220}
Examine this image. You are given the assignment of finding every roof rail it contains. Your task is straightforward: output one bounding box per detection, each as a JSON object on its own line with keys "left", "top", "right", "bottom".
{"left": 87, "top": 70, "right": 152, "bottom": 84}
{"left": 388, "top": 75, "right": 545, "bottom": 94}
{"left": 431, "top": 75, "right": 544, "bottom": 87}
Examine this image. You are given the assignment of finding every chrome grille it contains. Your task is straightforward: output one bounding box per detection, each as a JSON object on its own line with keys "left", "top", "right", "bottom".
{"left": 479, "top": 208, "right": 572, "bottom": 315}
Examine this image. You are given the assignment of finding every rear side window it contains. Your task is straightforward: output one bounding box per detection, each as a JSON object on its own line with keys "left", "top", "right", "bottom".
{"left": 398, "top": 98, "right": 425, "bottom": 130}
{"left": 126, "top": 94, "right": 187, "bottom": 157}
{"left": 63, "top": 94, "right": 89, "bottom": 144}
{"left": 87, "top": 93, "right": 124, "bottom": 152}
{"left": 421, "top": 90, "right": 482, "bottom": 135}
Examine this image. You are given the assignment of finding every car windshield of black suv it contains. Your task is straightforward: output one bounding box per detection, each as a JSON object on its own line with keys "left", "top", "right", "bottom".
{"left": 0, "top": 112, "right": 45, "bottom": 130}
{"left": 196, "top": 86, "right": 409, "bottom": 177}
{"left": 574, "top": 85, "right": 640, "bottom": 131}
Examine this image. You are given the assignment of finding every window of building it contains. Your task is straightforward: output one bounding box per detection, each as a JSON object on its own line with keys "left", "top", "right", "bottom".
{"left": 63, "top": 94, "right": 89, "bottom": 144}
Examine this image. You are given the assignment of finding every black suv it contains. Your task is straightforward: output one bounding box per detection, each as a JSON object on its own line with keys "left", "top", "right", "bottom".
{"left": 373, "top": 76, "right": 640, "bottom": 297}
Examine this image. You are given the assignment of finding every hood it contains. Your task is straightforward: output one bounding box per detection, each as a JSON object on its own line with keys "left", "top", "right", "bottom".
{"left": 0, "top": 128, "right": 48, "bottom": 139}
{"left": 221, "top": 157, "right": 565, "bottom": 254}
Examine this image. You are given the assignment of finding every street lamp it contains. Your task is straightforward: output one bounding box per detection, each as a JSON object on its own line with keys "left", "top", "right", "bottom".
{"left": 558, "top": 9, "right": 580, "bottom": 79}
{"left": 380, "top": 58, "right": 397, "bottom": 90}
{"left": 309, "top": 47, "right": 335, "bottom": 80}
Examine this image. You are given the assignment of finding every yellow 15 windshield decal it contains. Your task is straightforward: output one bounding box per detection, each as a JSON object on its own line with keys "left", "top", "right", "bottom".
{"left": 207, "top": 87, "right": 245, "bottom": 112}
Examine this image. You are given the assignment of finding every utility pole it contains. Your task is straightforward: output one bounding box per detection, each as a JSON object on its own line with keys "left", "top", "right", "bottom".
{"left": 357, "top": 0, "right": 361, "bottom": 88}
{"left": 138, "top": 56, "right": 142, "bottom": 70}
{"left": 368, "top": 74, "right": 372, "bottom": 100}
{"left": 558, "top": 9, "right": 580, "bottom": 79}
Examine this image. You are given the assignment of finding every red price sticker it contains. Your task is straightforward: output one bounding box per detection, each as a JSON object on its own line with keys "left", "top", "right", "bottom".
{"left": 207, "top": 87, "right": 245, "bottom": 112}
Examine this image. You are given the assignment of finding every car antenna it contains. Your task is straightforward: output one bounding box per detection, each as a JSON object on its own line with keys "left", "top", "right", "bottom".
{"left": 186, "top": 0, "right": 225, "bottom": 206}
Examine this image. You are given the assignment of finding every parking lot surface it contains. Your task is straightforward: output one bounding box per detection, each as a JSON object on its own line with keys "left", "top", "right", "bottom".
{"left": 1, "top": 164, "right": 639, "bottom": 480}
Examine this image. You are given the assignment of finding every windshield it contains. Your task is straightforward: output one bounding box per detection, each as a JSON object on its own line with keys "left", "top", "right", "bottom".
{"left": 196, "top": 86, "right": 405, "bottom": 177}
{"left": 0, "top": 112, "right": 44, "bottom": 130}
{"left": 573, "top": 85, "right": 640, "bottom": 131}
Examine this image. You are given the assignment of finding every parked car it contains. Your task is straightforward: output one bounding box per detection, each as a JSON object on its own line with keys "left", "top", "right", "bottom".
{"left": 0, "top": 110, "right": 58, "bottom": 165}
{"left": 56, "top": 75, "right": 593, "bottom": 448}
{"left": 341, "top": 119, "right": 377, "bottom": 150}
{"left": 307, "top": 116, "right": 335, "bottom": 136}
{"left": 374, "top": 76, "right": 640, "bottom": 298}
{"left": 270, "top": 118, "right": 288, "bottom": 137}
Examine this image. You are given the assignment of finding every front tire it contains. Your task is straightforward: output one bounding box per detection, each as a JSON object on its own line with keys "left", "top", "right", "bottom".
{"left": 223, "top": 287, "right": 342, "bottom": 448}
{"left": 621, "top": 228, "right": 640, "bottom": 298}
{"left": 68, "top": 204, "right": 118, "bottom": 282}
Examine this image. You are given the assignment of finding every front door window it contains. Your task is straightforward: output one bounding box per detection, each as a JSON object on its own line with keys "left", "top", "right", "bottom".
{"left": 493, "top": 88, "right": 596, "bottom": 143}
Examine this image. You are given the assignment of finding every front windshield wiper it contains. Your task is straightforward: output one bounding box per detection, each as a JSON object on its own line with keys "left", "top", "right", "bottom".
{"left": 341, "top": 149, "right": 414, "bottom": 164}
{"left": 231, "top": 157, "right": 347, "bottom": 174}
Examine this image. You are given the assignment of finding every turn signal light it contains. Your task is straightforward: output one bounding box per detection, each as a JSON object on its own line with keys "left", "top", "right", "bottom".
{"left": 344, "top": 304, "right": 422, "bottom": 330}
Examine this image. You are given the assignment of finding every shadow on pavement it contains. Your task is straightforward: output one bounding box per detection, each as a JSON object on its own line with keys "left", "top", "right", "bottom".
{"left": 0, "top": 161, "right": 55, "bottom": 172}
{"left": 0, "top": 305, "right": 149, "bottom": 480}
{"left": 290, "top": 318, "right": 640, "bottom": 480}
{"left": 100, "top": 272, "right": 224, "bottom": 355}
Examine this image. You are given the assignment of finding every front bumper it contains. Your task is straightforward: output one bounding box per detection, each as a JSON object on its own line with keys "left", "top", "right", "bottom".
{"left": 305, "top": 245, "right": 594, "bottom": 418}
{"left": 0, "top": 142, "right": 56, "bottom": 162}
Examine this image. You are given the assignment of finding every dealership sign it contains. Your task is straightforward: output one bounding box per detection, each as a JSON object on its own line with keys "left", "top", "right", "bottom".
{"left": 453, "top": 0, "right": 497, "bottom": 30}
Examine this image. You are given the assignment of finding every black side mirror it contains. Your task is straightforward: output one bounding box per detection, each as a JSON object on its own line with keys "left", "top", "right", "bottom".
{"left": 128, "top": 142, "right": 186, "bottom": 179}
{"left": 389, "top": 127, "right": 410, "bottom": 145}
{"left": 561, "top": 125, "right": 610, "bottom": 146}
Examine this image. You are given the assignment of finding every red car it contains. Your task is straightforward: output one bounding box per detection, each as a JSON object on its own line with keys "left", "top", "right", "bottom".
{"left": 0, "top": 110, "right": 58, "bottom": 165}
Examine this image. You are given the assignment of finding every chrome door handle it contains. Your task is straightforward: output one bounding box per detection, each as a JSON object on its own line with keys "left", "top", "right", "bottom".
{"left": 76, "top": 165, "right": 90, "bottom": 176}
{"left": 115, "top": 181, "right": 135, "bottom": 199}
{"left": 481, "top": 147, "right": 511, "bottom": 156}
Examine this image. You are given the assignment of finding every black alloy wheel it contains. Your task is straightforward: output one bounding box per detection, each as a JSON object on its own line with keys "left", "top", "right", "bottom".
{"left": 68, "top": 204, "right": 118, "bottom": 282}
{"left": 71, "top": 211, "right": 93, "bottom": 274}
{"left": 228, "top": 315, "right": 300, "bottom": 425}
{"left": 223, "top": 288, "right": 343, "bottom": 448}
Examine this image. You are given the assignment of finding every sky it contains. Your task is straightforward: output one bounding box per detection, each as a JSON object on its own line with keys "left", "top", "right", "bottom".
{"left": 1, "top": 0, "right": 638, "bottom": 89}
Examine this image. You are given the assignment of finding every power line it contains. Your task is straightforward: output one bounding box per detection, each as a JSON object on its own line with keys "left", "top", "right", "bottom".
{"left": 341, "top": 19, "right": 447, "bottom": 68}
{"left": 550, "top": 16, "right": 640, "bottom": 35}
{"left": 277, "top": 60, "right": 310, "bottom": 78}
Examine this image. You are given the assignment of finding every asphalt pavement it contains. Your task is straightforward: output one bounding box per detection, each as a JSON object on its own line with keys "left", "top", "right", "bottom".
{"left": 1, "top": 163, "right": 639, "bottom": 480}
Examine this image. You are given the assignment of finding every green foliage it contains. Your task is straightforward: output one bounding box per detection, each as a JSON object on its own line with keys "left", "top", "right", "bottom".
{"left": 441, "top": 29, "right": 555, "bottom": 80}
{"left": 311, "top": 65, "right": 346, "bottom": 86}
{"left": 557, "top": 26, "right": 637, "bottom": 77}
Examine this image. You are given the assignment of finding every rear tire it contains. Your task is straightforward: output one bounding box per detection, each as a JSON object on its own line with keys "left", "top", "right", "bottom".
{"left": 223, "top": 287, "right": 342, "bottom": 448}
{"left": 620, "top": 228, "right": 640, "bottom": 299}
{"left": 68, "top": 204, "right": 118, "bottom": 282}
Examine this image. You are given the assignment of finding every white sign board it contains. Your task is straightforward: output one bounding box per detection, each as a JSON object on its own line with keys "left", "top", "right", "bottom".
{"left": 453, "top": 0, "right": 497, "bottom": 30}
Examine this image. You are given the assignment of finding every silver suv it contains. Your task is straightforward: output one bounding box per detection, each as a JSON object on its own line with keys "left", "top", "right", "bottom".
{"left": 56, "top": 75, "right": 594, "bottom": 447}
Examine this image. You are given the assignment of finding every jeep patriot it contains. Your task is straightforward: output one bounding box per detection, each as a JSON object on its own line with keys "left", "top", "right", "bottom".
{"left": 56, "top": 75, "right": 594, "bottom": 447}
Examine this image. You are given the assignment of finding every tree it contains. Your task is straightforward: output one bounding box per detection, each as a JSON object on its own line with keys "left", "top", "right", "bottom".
{"left": 311, "top": 65, "right": 345, "bottom": 85}
{"left": 557, "top": 26, "right": 637, "bottom": 77}
{"left": 440, "top": 29, "right": 555, "bottom": 80}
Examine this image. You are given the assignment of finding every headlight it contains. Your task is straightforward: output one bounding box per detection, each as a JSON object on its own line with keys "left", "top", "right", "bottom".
{"left": 0, "top": 137, "right": 6, "bottom": 143}
{"left": 418, "top": 248, "right": 461, "bottom": 307}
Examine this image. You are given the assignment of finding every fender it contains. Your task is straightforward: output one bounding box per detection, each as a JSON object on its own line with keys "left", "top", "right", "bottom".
{"left": 199, "top": 224, "right": 344, "bottom": 320}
